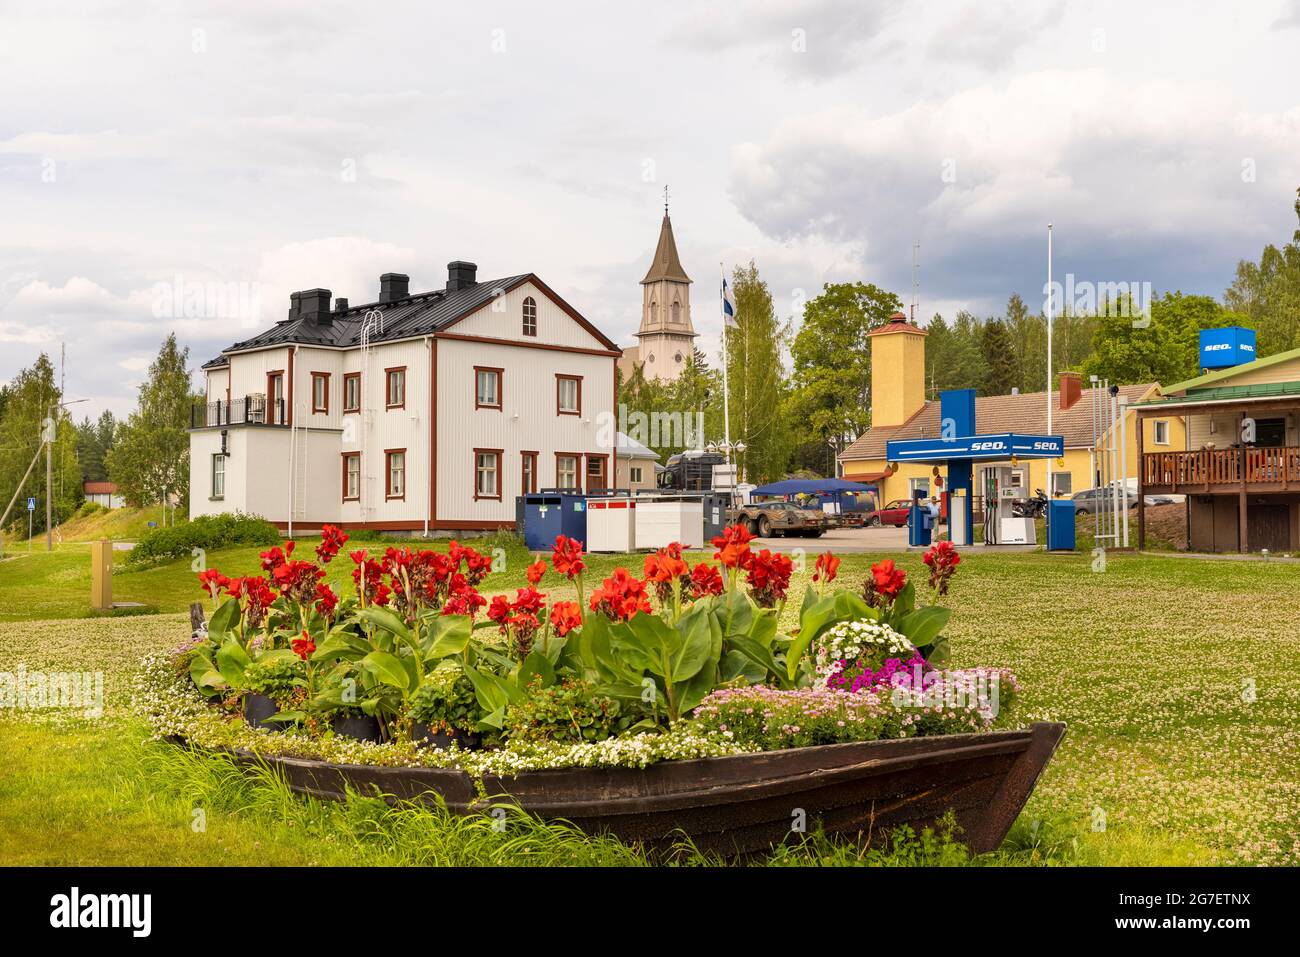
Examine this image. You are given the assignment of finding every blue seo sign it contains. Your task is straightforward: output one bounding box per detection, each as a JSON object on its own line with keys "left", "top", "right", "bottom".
{"left": 1199, "top": 326, "right": 1256, "bottom": 370}
{"left": 886, "top": 432, "right": 1065, "bottom": 463}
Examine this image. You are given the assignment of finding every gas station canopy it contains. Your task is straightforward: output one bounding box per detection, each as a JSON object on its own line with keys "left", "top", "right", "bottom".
{"left": 885, "top": 432, "right": 1064, "bottom": 463}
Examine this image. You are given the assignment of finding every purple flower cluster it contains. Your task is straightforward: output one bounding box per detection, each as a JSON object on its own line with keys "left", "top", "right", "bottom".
{"left": 827, "top": 653, "right": 929, "bottom": 693}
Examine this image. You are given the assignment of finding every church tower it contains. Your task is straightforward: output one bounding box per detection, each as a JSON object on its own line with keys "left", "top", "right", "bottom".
{"left": 628, "top": 207, "right": 697, "bottom": 383}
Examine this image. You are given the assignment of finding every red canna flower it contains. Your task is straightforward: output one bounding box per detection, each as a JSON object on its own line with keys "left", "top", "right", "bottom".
{"left": 442, "top": 581, "right": 486, "bottom": 618}
{"left": 291, "top": 631, "right": 316, "bottom": 661}
{"left": 551, "top": 535, "right": 586, "bottom": 579}
{"left": 689, "top": 562, "right": 724, "bottom": 599}
{"left": 272, "top": 559, "right": 326, "bottom": 604}
{"left": 259, "top": 542, "right": 294, "bottom": 574}
{"left": 526, "top": 559, "right": 547, "bottom": 585}
{"left": 487, "top": 594, "right": 512, "bottom": 630}
{"left": 315, "top": 524, "right": 349, "bottom": 564}
{"left": 197, "top": 568, "right": 231, "bottom": 600}
{"left": 226, "top": 575, "right": 277, "bottom": 628}
{"left": 745, "top": 548, "right": 794, "bottom": 608}
{"left": 711, "top": 523, "right": 755, "bottom": 570}
{"left": 314, "top": 582, "right": 339, "bottom": 619}
{"left": 870, "top": 559, "right": 908, "bottom": 602}
{"left": 812, "top": 551, "right": 841, "bottom": 584}
{"left": 549, "top": 600, "right": 582, "bottom": 636}
{"left": 460, "top": 546, "right": 494, "bottom": 586}
{"left": 588, "top": 568, "right": 652, "bottom": 622}
{"left": 922, "top": 540, "right": 961, "bottom": 596}
{"left": 643, "top": 545, "right": 690, "bottom": 603}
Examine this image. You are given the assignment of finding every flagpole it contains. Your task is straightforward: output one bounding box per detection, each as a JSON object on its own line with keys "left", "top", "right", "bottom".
{"left": 1046, "top": 223, "right": 1054, "bottom": 499}
{"left": 720, "top": 262, "right": 732, "bottom": 464}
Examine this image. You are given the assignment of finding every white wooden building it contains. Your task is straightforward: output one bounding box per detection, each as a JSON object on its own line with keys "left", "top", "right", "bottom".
{"left": 190, "top": 263, "right": 621, "bottom": 533}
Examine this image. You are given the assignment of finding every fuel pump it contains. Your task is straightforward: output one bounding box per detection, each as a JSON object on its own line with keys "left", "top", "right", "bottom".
{"left": 982, "top": 466, "right": 1035, "bottom": 545}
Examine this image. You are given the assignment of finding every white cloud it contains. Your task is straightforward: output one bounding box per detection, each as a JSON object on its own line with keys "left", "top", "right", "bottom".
{"left": 730, "top": 69, "right": 1300, "bottom": 309}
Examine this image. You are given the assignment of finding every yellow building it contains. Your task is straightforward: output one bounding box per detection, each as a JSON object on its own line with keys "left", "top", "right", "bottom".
{"left": 838, "top": 313, "right": 1186, "bottom": 508}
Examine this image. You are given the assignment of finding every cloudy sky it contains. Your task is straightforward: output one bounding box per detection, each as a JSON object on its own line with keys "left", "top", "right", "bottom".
{"left": 2, "top": 0, "right": 1299, "bottom": 419}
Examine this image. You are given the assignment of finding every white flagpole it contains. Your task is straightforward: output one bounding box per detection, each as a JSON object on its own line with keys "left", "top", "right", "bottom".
{"left": 1046, "top": 223, "right": 1054, "bottom": 500}
{"left": 720, "top": 263, "right": 732, "bottom": 463}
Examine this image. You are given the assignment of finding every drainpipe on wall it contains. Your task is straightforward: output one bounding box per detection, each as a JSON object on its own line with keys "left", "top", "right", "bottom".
{"left": 288, "top": 344, "right": 299, "bottom": 539}
{"left": 424, "top": 336, "right": 432, "bottom": 539}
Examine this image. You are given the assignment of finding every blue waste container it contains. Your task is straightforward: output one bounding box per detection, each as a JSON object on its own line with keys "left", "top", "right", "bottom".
{"left": 908, "top": 503, "right": 933, "bottom": 547}
{"left": 521, "top": 492, "right": 588, "bottom": 551}
{"left": 1048, "top": 499, "right": 1076, "bottom": 551}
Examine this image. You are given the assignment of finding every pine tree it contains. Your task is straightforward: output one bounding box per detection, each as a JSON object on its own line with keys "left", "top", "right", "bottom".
{"left": 980, "top": 319, "right": 1018, "bottom": 396}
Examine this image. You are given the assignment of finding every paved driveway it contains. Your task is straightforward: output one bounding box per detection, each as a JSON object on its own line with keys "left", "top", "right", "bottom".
{"left": 751, "top": 525, "right": 1040, "bottom": 554}
{"left": 751, "top": 525, "right": 911, "bottom": 553}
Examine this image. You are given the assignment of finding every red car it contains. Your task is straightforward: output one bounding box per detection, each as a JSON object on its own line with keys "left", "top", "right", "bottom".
{"left": 864, "top": 499, "right": 911, "bottom": 527}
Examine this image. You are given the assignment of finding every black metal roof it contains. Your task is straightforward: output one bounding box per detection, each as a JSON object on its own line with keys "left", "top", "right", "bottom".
{"left": 218, "top": 274, "right": 532, "bottom": 357}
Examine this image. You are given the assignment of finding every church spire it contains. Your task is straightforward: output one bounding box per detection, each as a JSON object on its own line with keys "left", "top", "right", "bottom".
{"left": 640, "top": 209, "right": 691, "bottom": 285}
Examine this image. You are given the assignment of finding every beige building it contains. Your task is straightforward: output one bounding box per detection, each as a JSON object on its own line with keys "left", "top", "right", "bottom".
{"left": 615, "top": 432, "right": 660, "bottom": 492}
{"left": 618, "top": 210, "right": 697, "bottom": 383}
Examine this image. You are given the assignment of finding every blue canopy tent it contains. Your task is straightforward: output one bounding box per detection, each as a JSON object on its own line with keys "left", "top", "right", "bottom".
{"left": 749, "top": 478, "right": 879, "bottom": 515}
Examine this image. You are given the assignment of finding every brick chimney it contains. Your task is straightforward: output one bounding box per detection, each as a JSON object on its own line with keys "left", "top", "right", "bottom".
{"left": 1059, "top": 371, "right": 1081, "bottom": 411}
{"left": 380, "top": 273, "right": 409, "bottom": 303}
{"left": 446, "top": 261, "right": 477, "bottom": 292}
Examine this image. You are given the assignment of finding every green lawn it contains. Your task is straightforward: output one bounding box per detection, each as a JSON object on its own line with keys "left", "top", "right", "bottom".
{"left": 1, "top": 541, "right": 1296, "bottom": 865}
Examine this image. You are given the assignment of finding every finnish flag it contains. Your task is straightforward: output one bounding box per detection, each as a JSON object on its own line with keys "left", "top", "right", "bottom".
{"left": 721, "top": 277, "right": 738, "bottom": 329}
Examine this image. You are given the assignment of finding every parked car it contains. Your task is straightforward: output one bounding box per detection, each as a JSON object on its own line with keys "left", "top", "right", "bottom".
{"left": 864, "top": 499, "right": 912, "bottom": 527}
{"left": 729, "top": 501, "right": 826, "bottom": 537}
{"left": 1072, "top": 486, "right": 1138, "bottom": 514}
{"left": 1073, "top": 485, "right": 1177, "bottom": 514}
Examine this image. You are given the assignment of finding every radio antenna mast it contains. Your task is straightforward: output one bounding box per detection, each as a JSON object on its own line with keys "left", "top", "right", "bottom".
{"left": 911, "top": 241, "right": 920, "bottom": 323}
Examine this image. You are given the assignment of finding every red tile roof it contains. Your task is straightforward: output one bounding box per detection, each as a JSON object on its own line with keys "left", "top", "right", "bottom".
{"left": 83, "top": 481, "right": 118, "bottom": 494}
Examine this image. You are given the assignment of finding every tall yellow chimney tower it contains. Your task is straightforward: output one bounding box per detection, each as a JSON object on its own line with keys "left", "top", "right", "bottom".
{"left": 869, "top": 312, "right": 927, "bottom": 428}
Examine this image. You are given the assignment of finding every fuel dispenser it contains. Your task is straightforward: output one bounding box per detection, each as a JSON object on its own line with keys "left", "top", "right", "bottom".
{"left": 907, "top": 488, "right": 934, "bottom": 547}
{"left": 981, "top": 466, "right": 1035, "bottom": 546}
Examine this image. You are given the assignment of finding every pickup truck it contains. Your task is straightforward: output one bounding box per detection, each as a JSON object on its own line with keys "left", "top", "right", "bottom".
{"left": 728, "top": 501, "right": 826, "bottom": 538}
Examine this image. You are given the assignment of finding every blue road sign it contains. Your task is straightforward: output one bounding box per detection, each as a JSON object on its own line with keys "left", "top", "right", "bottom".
{"left": 27, "top": 497, "right": 35, "bottom": 511}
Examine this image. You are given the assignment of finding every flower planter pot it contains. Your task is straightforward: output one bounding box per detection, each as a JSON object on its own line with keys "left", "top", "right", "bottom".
{"left": 243, "top": 693, "right": 280, "bottom": 730}
{"left": 412, "top": 722, "right": 481, "bottom": 751}
{"left": 330, "top": 714, "right": 383, "bottom": 743}
{"left": 176, "top": 721, "right": 1065, "bottom": 857}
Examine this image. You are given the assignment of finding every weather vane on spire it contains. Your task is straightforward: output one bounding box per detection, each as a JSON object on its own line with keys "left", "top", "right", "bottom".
{"left": 664, "top": 184, "right": 669, "bottom": 214}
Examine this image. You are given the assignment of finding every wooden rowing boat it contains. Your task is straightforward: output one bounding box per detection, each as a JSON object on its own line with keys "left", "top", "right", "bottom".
{"left": 173, "top": 720, "right": 1065, "bottom": 856}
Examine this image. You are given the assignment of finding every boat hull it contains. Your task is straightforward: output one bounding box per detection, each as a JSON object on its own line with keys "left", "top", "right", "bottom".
{"left": 172, "top": 721, "right": 1065, "bottom": 857}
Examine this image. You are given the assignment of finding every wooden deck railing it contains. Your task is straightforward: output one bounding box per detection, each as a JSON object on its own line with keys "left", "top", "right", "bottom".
{"left": 1143, "top": 447, "right": 1300, "bottom": 490}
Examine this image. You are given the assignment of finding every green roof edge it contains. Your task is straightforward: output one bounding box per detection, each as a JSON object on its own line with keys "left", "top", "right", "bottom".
{"left": 1161, "top": 344, "right": 1300, "bottom": 395}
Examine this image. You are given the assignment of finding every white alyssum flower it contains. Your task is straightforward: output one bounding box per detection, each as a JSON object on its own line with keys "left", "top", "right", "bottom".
{"left": 813, "top": 618, "right": 916, "bottom": 679}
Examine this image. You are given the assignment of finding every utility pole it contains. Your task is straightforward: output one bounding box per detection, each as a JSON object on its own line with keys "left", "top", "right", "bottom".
{"left": 44, "top": 408, "right": 54, "bottom": 551}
